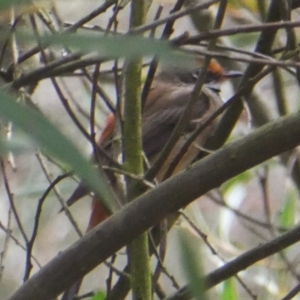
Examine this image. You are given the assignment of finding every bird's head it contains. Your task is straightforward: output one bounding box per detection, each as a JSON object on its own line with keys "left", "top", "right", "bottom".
{"left": 157, "top": 57, "right": 242, "bottom": 88}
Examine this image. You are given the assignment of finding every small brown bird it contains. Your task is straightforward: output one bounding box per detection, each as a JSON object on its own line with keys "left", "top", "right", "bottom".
{"left": 66, "top": 58, "right": 241, "bottom": 222}
{"left": 61, "top": 58, "right": 241, "bottom": 299}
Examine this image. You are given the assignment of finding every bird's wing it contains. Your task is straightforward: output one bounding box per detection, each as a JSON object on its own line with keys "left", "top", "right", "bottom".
{"left": 142, "top": 83, "right": 210, "bottom": 158}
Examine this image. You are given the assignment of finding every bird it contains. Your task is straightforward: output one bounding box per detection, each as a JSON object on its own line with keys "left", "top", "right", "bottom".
{"left": 66, "top": 58, "right": 241, "bottom": 221}
{"left": 61, "top": 57, "right": 241, "bottom": 300}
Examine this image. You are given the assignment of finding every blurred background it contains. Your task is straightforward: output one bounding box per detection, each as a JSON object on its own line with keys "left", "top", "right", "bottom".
{"left": 1, "top": 1, "right": 300, "bottom": 299}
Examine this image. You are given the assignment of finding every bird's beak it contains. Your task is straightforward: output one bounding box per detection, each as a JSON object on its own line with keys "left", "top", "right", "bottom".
{"left": 223, "top": 70, "right": 243, "bottom": 78}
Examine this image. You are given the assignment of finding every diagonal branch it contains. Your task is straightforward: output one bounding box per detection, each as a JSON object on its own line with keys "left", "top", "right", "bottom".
{"left": 8, "top": 111, "right": 300, "bottom": 300}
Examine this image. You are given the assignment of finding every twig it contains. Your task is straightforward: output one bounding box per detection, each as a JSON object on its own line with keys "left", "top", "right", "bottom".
{"left": 0, "top": 160, "right": 29, "bottom": 244}
{"left": 35, "top": 153, "right": 82, "bottom": 237}
{"left": 142, "top": 0, "right": 186, "bottom": 106}
{"left": 180, "top": 211, "right": 257, "bottom": 299}
{"left": 0, "top": 207, "right": 12, "bottom": 282}
{"left": 23, "top": 173, "right": 71, "bottom": 281}
{"left": 174, "top": 20, "right": 300, "bottom": 45}
{"left": 131, "top": 0, "right": 219, "bottom": 34}
{"left": 65, "top": 0, "right": 118, "bottom": 34}
{"left": 0, "top": 222, "right": 41, "bottom": 267}
{"left": 90, "top": 63, "right": 101, "bottom": 163}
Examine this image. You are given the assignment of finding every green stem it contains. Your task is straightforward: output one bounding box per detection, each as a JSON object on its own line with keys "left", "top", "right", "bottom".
{"left": 123, "top": 1, "right": 152, "bottom": 299}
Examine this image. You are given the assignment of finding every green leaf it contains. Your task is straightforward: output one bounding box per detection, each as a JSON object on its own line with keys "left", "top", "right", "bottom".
{"left": 36, "top": 33, "right": 190, "bottom": 68}
{"left": 221, "top": 170, "right": 252, "bottom": 194}
{"left": 222, "top": 278, "right": 237, "bottom": 300}
{"left": 279, "top": 188, "right": 296, "bottom": 229}
{"left": 90, "top": 291, "right": 106, "bottom": 300}
{"left": 178, "top": 230, "right": 207, "bottom": 300}
{"left": 0, "top": 89, "right": 116, "bottom": 212}
{"left": 0, "top": 0, "right": 31, "bottom": 8}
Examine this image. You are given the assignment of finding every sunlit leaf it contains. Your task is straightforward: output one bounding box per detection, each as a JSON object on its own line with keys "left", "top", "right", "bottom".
{"left": 228, "top": 0, "right": 258, "bottom": 11}
{"left": 222, "top": 278, "right": 238, "bottom": 300}
{"left": 279, "top": 188, "right": 296, "bottom": 229}
{"left": 221, "top": 170, "right": 252, "bottom": 194}
{"left": 90, "top": 291, "right": 106, "bottom": 300}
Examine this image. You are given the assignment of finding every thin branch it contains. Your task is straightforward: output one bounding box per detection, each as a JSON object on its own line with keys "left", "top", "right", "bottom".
{"left": 166, "top": 217, "right": 300, "bottom": 299}
{"left": 35, "top": 153, "right": 82, "bottom": 237}
{"left": 90, "top": 63, "right": 101, "bottom": 162}
{"left": 0, "top": 222, "right": 41, "bottom": 267}
{"left": 65, "top": 0, "right": 118, "bottom": 34}
{"left": 188, "top": 46, "right": 300, "bottom": 69}
{"left": 174, "top": 20, "right": 300, "bottom": 45}
{"left": 0, "top": 160, "right": 28, "bottom": 244}
{"left": 281, "top": 283, "right": 300, "bottom": 300}
{"left": 180, "top": 211, "right": 257, "bottom": 299}
{"left": 142, "top": 0, "right": 186, "bottom": 106}
{"left": 207, "top": 191, "right": 286, "bottom": 232}
{"left": 0, "top": 207, "right": 12, "bottom": 283}
{"left": 23, "top": 173, "right": 71, "bottom": 281}
{"left": 131, "top": 0, "right": 219, "bottom": 34}
{"left": 81, "top": 67, "right": 115, "bottom": 113}
{"left": 0, "top": 15, "right": 21, "bottom": 68}
{"left": 5, "top": 0, "right": 118, "bottom": 72}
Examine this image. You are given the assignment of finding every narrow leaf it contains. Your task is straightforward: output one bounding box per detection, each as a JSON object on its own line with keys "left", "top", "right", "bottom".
{"left": 222, "top": 278, "right": 238, "bottom": 300}
{"left": 0, "top": 89, "right": 115, "bottom": 211}
{"left": 280, "top": 188, "right": 296, "bottom": 229}
{"left": 37, "top": 33, "right": 190, "bottom": 68}
{"left": 179, "top": 230, "right": 207, "bottom": 300}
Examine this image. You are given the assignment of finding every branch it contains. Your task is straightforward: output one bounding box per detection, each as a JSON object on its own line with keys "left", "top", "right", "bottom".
{"left": 8, "top": 112, "right": 300, "bottom": 300}
{"left": 131, "top": 0, "right": 219, "bottom": 34}
{"left": 123, "top": 0, "right": 151, "bottom": 298}
{"left": 174, "top": 20, "right": 300, "bottom": 45}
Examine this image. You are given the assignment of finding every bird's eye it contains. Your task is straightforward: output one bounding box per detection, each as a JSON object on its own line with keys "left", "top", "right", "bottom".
{"left": 177, "top": 71, "right": 198, "bottom": 83}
